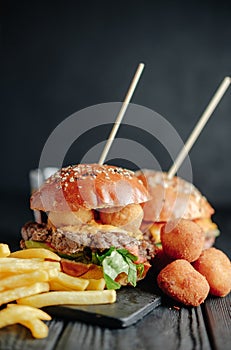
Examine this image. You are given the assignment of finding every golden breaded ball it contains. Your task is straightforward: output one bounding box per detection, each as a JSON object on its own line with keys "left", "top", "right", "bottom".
{"left": 193, "top": 248, "right": 231, "bottom": 297}
{"left": 157, "top": 259, "right": 209, "bottom": 306}
{"left": 160, "top": 219, "right": 205, "bottom": 262}
{"left": 100, "top": 204, "right": 143, "bottom": 232}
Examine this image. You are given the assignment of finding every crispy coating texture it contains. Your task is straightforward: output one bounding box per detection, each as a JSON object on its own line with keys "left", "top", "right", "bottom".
{"left": 193, "top": 248, "right": 231, "bottom": 297}
{"left": 157, "top": 260, "right": 209, "bottom": 306}
{"left": 160, "top": 219, "right": 205, "bottom": 262}
{"left": 100, "top": 204, "right": 143, "bottom": 232}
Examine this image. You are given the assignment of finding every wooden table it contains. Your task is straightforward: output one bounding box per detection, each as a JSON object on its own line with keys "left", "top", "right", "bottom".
{"left": 0, "top": 194, "right": 230, "bottom": 350}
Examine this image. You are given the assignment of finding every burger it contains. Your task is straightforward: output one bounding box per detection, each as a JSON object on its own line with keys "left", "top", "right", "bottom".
{"left": 21, "top": 164, "right": 156, "bottom": 289}
{"left": 136, "top": 170, "right": 219, "bottom": 249}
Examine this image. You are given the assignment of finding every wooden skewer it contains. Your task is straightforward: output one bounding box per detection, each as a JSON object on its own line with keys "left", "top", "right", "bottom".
{"left": 98, "top": 63, "right": 145, "bottom": 165}
{"left": 167, "top": 76, "right": 231, "bottom": 179}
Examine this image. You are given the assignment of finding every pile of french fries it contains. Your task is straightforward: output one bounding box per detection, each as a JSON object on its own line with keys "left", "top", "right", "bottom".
{"left": 0, "top": 243, "right": 116, "bottom": 339}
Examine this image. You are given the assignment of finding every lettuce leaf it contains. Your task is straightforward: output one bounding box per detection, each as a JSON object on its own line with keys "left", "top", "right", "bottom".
{"left": 96, "top": 247, "right": 142, "bottom": 289}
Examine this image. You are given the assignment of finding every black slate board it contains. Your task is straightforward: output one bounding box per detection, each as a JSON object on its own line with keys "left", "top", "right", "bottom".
{"left": 44, "top": 274, "right": 161, "bottom": 328}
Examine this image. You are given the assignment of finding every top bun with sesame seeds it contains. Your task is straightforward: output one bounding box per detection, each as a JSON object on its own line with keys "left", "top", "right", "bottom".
{"left": 136, "top": 170, "right": 219, "bottom": 249}
{"left": 31, "top": 164, "right": 150, "bottom": 212}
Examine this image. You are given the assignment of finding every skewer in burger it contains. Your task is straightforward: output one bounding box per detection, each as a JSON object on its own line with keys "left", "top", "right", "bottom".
{"left": 136, "top": 170, "right": 219, "bottom": 249}
{"left": 21, "top": 164, "right": 156, "bottom": 289}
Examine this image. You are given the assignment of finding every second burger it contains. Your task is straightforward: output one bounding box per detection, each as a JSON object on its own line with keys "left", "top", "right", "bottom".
{"left": 136, "top": 170, "right": 219, "bottom": 249}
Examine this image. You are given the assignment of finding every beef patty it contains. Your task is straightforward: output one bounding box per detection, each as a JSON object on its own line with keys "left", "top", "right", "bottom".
{"left": 21, "top": 222, "right": 156, "bottom": 260}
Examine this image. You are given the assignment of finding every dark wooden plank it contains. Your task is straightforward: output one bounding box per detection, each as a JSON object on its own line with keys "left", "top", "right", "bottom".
{"left": 203, "top": 293, "right": 231, "bottom": 350}
{"left": 133, "top": 302, "right": 211, "bottom": 350}
{"left": 54, "top": 301, "right": 211, "bottom": 350}
{"left": 0, "top": 319, "right": 64, "bottom": 350}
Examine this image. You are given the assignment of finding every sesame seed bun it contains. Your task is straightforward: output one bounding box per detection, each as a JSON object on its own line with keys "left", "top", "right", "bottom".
{"left": 31, "top": 164, "right": 150, "bottom": 212}
{"left": 137, "top": 170, "right": 214, "bottom": 222}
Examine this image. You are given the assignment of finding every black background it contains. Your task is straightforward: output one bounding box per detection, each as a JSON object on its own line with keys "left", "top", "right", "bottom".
{"left": 0, "top": 0, "right": 231, "bottom": 244}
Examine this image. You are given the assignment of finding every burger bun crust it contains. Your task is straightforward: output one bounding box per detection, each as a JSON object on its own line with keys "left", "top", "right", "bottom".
{"left": 31, "top": 164, "right": 150, "bottom": 212}
{"left": 137, "top": 170, "right": 214, "bottom": 222}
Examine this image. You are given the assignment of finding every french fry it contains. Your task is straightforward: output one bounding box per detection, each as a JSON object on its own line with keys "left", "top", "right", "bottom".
{"left": 0, "top": 244, "right": 10, "bottom": 257}
{"left": 0, "top": 272, "right": 13, "bottom": 279}
{"left": 0, "top": 282, "right": 50, "bottom": 306}
{"left": 17, "top": 290, "right": 117, "bottom": 307}
{"left": 46, "top": 268, "right": 59, "bottom": 280}
{"left": 50, "top": 278, "right": 106, "bottom": 291}
{"left": 10, "top": 248, "right": 61, "bottom": 261}
{"left": 86, "top": 278, "right": 106, "bottom": 291}
{"left": 0, "top": 270, "right": 50, "bottom": 291}
{"left": 0, "top": 304, "right": 51, "bottom": 339}
{"left": 6, "top": 304, "right": 51, "bottom": 320}
{"left": 19, "top": 318, "right": 49, "bottom": 339}
{"left": 0, "top": 259, "right": 60, "bottom": 273}
{"left": 49, "top": 280, "right": 72, "bottom": 291}
{"left": 51, "top": 271, "right": 89, "bottom": 291}
{"left": 0, "top": 257, "right": 43, "bottom": 263}
{"left": 0, "top": 304, "right": 51, "bottom": 326}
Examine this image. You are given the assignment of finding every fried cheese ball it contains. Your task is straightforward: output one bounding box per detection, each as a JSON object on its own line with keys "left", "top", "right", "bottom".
{"left": 160, "top": 219, "right": 205, "bottom": 262}
{"left": 100, "top": 204, "right": 143, "bottom": 232}
{"left": 157, "top": 260, "right": 210, "bottom": 306}
{"left": 193, "top": 248, "right": 231, "bottom": 297}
